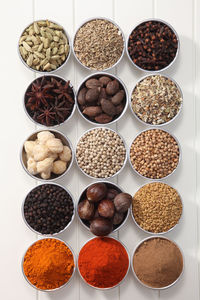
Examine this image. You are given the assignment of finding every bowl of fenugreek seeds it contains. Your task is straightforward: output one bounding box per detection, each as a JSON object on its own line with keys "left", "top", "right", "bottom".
{"left": 18, "top": 20, "right": 71, "bottom": 73}
{"left": 73, "top": 17, "right": 125, "bottom": 71}
{"left": 130, "top": 74, "right": 183, "bottom": 126}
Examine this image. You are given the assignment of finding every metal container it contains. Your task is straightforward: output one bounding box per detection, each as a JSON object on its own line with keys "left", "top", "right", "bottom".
{"left": 77, "top": 181, "right": 130, "bottom": 234}
{"left": 76, "top": 72, "right": 128, "bottom": 126}
{"left": 77, "top": 236, "right": 130, "bottom": 290}
{"left": 126, "top": 18, "right": 180, "bottom": 73}
{"left": 129, "top": 74, "right": 183, "bottom": 127}
{"left": 131, "top": 236, "right": 184, "bottom": 290}
{"left": 22, "top": 237, "right": 76, "bottom": 292}
{"left": 20, "top": 129, "right": 74, "bottom": 181}
{"left": 23, "top": 74, "right": 76, "bottom": 128}
{"left": 131, "top": 182, "right": 183, "bottom": 235}
{"left": 22, "top": 182, "right": 75, "bottom": 236}
{"left": 128, "top": 128, "right": 181, "bottom": 180}
{"left": 18, "top": 19, "right": 71, "bottom": 74}
{"left": 73, "top": 17, "right": 125, "bottom": 72}
{"left": 75, "top": 127, "right": 127, "bottom": 180}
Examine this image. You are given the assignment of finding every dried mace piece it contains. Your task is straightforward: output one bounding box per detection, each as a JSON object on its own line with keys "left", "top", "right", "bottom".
{"left": 90, "top": 217, "right": 113, "bottom": 236}
{"left": 114, "top": 193, "right": 132, "bottom": 213}
{"left": 78, "top": 199, "right": 94, "bottom": 220}
{"left": 98, "top": 200, "right": 115, "bottom": 219}
{"left": 86, "top": 183, "right": 107, "bottom": 202}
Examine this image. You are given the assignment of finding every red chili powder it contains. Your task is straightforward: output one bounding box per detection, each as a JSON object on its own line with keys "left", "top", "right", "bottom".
{"left": 78, "top": 237, "right": 129, "bottom": 288}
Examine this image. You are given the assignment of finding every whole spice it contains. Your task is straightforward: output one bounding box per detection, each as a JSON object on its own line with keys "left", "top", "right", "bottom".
{"left": 131, "top": 75, "right": 182, "bottom": 125}
{"left": 114, "top": 193, "right": 132, "bottom": 213}
{"left": 74, "top": 19, "right": 124, "bottom": 70}
{"left": 77, "top": 75, "right": 126, "bottom": 124}
{"left": 24, "top": 184, "right": 74, "bottom": 234}
{"left": 90, "top": 217, "right": 113, "bottom": 236}
{"left": 128, "top": 20, "right": 178, "bottom": 71}
{"left": 76, "top": 128, "right": 126, "bottom": 178}
{"left": 19, "top": 20, "right": 69, "bottom": 72}
{"left": 86, "top": 183, "right": 107, "bottom": 202}
{"left": 133, "top": 238, "right": 183, "bottom": 288}
{"left": 132, "top": 183, "right": 182, "bottom": 233}
{"left": 78, "top": 237, "right": 129, "bottom": 288}
{"left": 78, "top": 199, "right": 94, "bottom": 220}
{"left": 98, "top": 199, "right": 115, "bottom": 218}
{"left": 130, "top": 129, "right": 180, "bottom": 179}
{"left": 23, "top": 238, "right": 74, "bottom": 290}
{"left": 25, "top": 76, "right": 75, "bottom": 126}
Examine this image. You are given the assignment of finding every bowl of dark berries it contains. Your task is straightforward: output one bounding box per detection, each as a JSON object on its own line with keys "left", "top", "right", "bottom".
{"left": 77, "top": 181, "right": 131, "bottom": 236}
{"left": 24, "top": 75, "right": 75, "bottom": 127}
{"left": 22, "top": 183, "right": 75, "bottom": 235}
{"left": 21, "top": 130, "right": 74, "bottom": 181}
{"left": 76, "top": 73, "right": 128, "bottom": 125}
{"left": 126, "top": 19, "right": 179, "bottom": 72}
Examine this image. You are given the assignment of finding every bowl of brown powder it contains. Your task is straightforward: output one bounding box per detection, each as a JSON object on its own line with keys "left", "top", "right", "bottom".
{"left": 132, "top": 237, "right": 184, "bottom": 289}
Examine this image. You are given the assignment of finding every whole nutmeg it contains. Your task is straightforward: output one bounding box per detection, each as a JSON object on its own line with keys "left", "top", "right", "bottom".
{"left": 78, "top": 199, "right": 94, "bottom": 220}
{"left": 90, "top": 217, "right": 113, "bottom": 236}
{"left": 113, "top": 212, "right": 124, "bottom": 225}
{"left": 85, "top": 88, "right": 100, "bottom": 102}
{"left": 86, "top": 183, "right": 107, "bottom": 202}
{"left": 114, "top": 193, "right": 132, "bottom": 213}
{"left": 78, "top": 88, "right": 87, "bottom": 105}
{"left": 107, "top": 188, "right": 119, "bottom": 200}
{"left": 106, "top": 80, "right": 119, "bottom": 95}
{"left": 98, "top": 199, "right": 115, "bottom": 219}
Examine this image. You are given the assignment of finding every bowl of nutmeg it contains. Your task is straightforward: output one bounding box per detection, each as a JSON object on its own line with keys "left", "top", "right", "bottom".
{"left": 77, "top": 181, "right": 132, "bottom": 236}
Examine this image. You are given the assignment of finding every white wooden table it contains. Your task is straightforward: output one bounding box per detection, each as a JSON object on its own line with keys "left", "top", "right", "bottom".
{"left": 1, "top": 0, "right": 200, "bottom": 299}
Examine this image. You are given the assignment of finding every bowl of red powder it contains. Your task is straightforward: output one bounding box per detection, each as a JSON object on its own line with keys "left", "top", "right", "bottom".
{"left": 78, "top": 236, "right": 130, "bottom": 289}
{"left": 22, "top": 238, "right": 76, "bottom": 291}
{"left": 132, "top": 236, "right": 184, "bottom": 289}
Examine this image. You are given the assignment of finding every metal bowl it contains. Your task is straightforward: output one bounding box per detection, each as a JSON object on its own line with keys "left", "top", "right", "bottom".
{"left": 77, "top": 236, "right": 130, "bottom": 290}
{"left": 22, "top": 237, "right": 76, "bottom": 291}
{"left": 23, "top": 74, "right": 76, "bottom": 128}
{"left": 126, "top": 18, "right": 180, "bottom": 73}
{"left": 131, "top": 182, "right": 183, "bottom": 235}
{"left": 73, "top": 17, "right": 125, "bottom": 72}
{"left": 77, "top": 181, "right": 130, "bottom": 235}
{"left": 22, "top": 182, "right": 75, "bottom": 236}
{"left": 76, "top": 72, "right": 128, "bottom": 126}
{"left": 20, "top": 129, "right": 74, "bottom": 181}
{"left": 75, "top": 127, "right": 127, "bottom": 180}
{"left": 131, "top": 236, "right": 184, "bottom": 290}
{"left": 18, "top": 19, "right": 71, "bottom": 74}
{"left": 128, "top": 128, "right": 181, "bottom": 180}
{"left": 129, "top": 74, "right": 183, "bottom": 127}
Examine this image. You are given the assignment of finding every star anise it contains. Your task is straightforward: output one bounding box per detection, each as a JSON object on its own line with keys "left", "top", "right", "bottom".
{"left": 37, "top": 107, "right": 56, "bottom": 126}
{"left": 53, "top": 80, "right": 74, "bottom": 102}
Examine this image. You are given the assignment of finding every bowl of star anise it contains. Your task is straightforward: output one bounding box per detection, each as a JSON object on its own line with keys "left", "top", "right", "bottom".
{"left": 24, "top": 75, "right": 76, "bottom": 127}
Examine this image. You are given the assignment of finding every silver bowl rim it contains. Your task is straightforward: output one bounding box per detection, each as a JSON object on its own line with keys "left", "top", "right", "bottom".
{"left": 131, "top": 235, "right": 184, "bottom": 290}
{"left": 75, "top": 126, "right": 128, "bottom": 180}
{"left": 21, "top": 237, "right": 76, "bottom": 292}
{"left": 18, "top": 19, "right": 71, "bottom": 74}
{"left": 22, "top": 182, "right": 75, "bottom": 236}
{"left": 23, "top": 74, "right": 76, "bottom": 128}
{"left": 129, "top": 73, "right": 183, "bottom": 127}
{"left": 20, "top": 129, "right": 74, "bottom": 182}
{"left": 76, "top": 180, "right": 130, "bottom": 234}
{"left": 77, "top": 236, "right": 130, "bottom": 290}
{"left": 131, "top": 181, "right": 183, "bottom": 235}
{"left": 126, "top": 18, "right": 180, "bottom": 73}
{"left": 128, "top": 127, "right": 182, "bottom": 180}
{"left": 75, "top": 71, "right": 128, "bottom": 126}
{"left": 72, "top": 16, "right": 125, "bottom": 72}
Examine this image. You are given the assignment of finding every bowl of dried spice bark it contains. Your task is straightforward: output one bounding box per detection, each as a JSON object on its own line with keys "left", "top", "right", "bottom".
{"left": 130, "top": 74, "right": 183, "bottom": 126}
{"left": 127, "top": 19, "right": 179, "bottom": 72}
{"left": 24, "top": 75, "right": 75, "bottom": 127}
{"left": 18, "top": 20, "right": 71, "bottom": 73}
{"left": 73, "top": 17, "right": 125, "bottom": 71}
{"left": 131, "top": 182, "right": 183, "bottom": 234}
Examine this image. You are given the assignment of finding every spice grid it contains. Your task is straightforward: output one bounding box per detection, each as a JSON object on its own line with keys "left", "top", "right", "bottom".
{"left": 17, "top": 12, "right": 187, "bottom": 297}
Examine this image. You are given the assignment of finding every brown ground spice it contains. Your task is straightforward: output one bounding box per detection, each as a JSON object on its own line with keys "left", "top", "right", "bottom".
{"left": 133, "top": 238, "right": 183, "bottom": 288}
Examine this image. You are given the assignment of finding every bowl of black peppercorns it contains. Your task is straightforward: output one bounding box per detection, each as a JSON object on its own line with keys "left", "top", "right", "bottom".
{"left": 22, "top": 183, "right": 75, "bottom": 235}
{"left": 126, "top": 19, "right": 180, "bottom": 72}
{"left": 77, "top": 181, "right": 132, "bottom": 236}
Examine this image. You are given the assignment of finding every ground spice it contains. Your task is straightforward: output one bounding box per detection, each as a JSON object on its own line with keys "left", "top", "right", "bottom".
{"left": 132, "top": 182, "right": 182, "bottom": 233}
{"left": 23, "top": 238, "right": 74, "bottom": 290}
{"left": 78, "top": 237, "right": 129, "bottom": 288}
{"left": 133, "top": 238, "right": 183, "bottom": 288}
